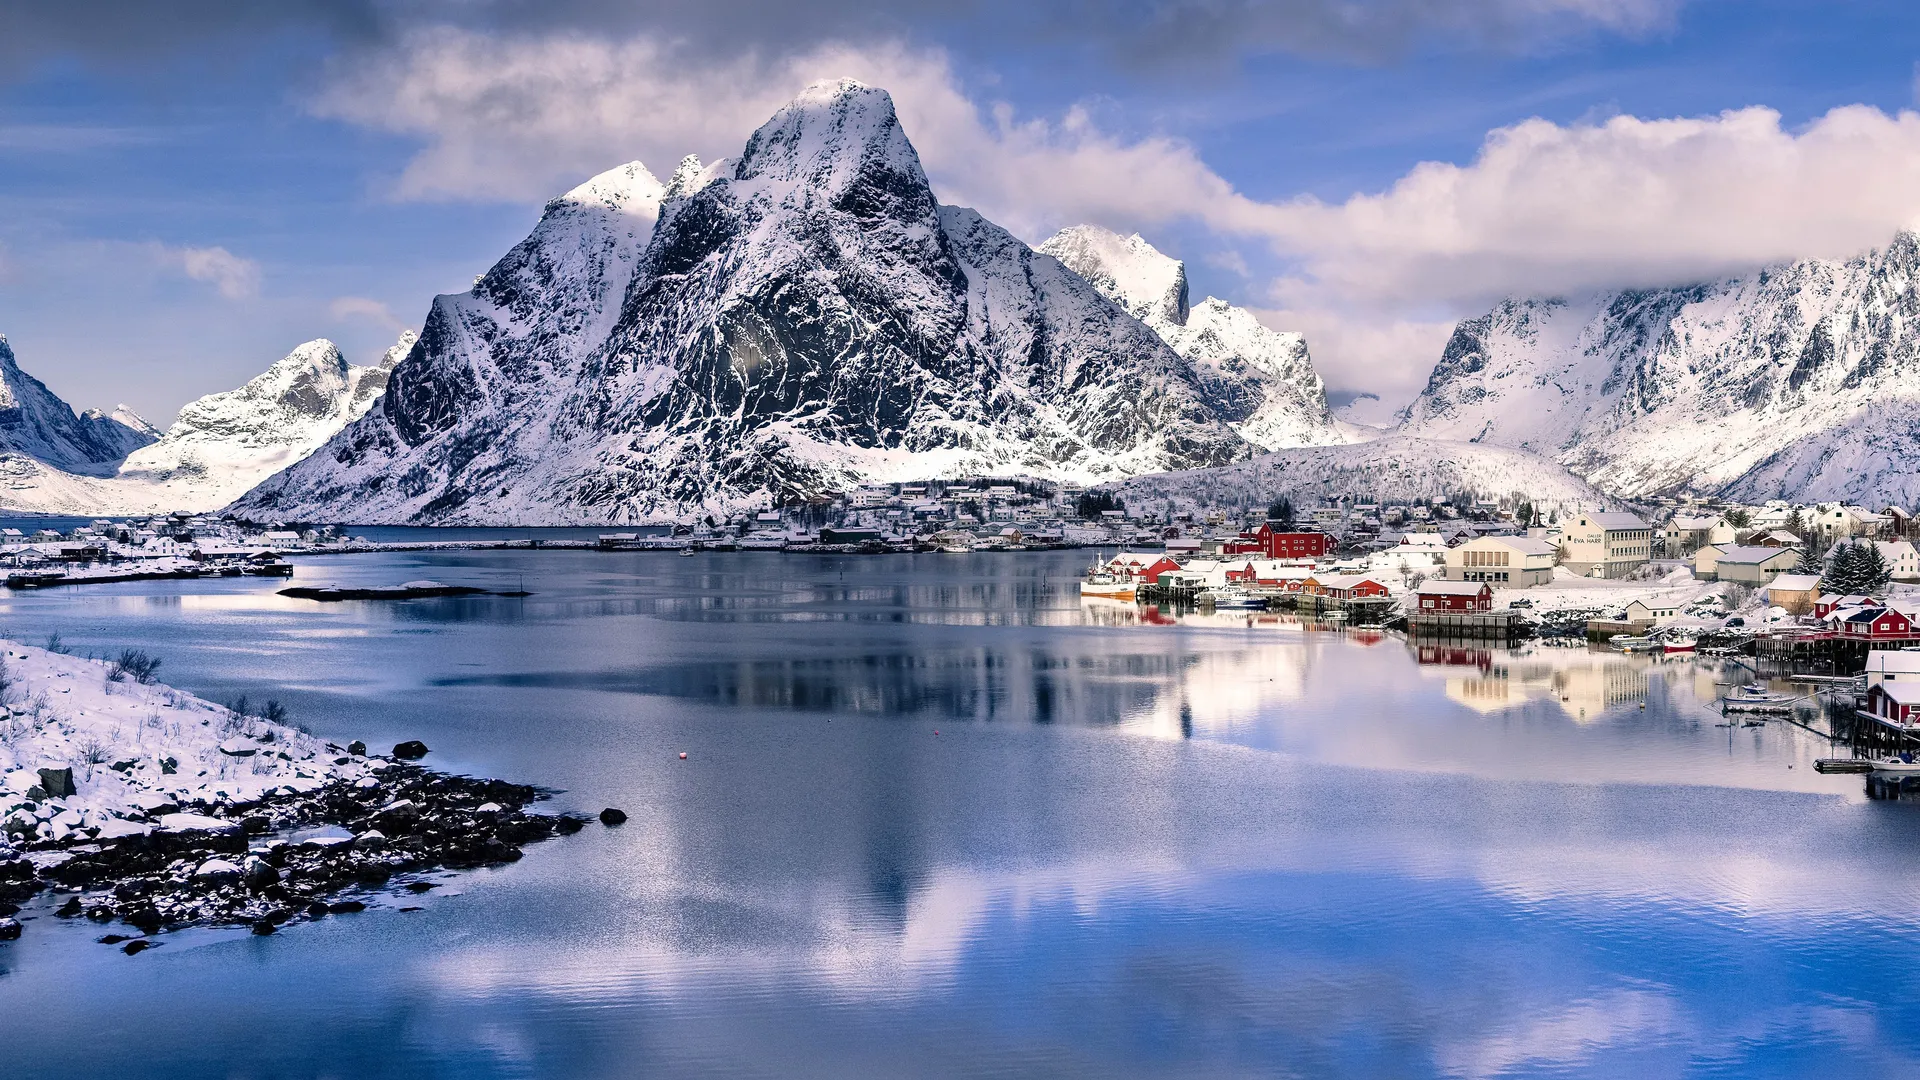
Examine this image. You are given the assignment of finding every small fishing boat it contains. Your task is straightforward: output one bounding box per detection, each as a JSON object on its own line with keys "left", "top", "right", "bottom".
{"left": 1721, "top": 682, "right": 1796, "bottom": 712}
{"left": 1196, "top": 586, "right": 1267, "bottom": 610}
{"left": 679, "top": 547, "right": 698, "bottom": 557}
{"left": 1661, "top": 634, "right": 1698, "bottom": 655}
{"left": 1609, "top": 634, "right": 1656, "bottom": 652}
{"left": 1079, "top": 573, "right": 1137, "bottom": 601}
{"left": 1870, "top": 754, "right": 1920, "bottom": 776}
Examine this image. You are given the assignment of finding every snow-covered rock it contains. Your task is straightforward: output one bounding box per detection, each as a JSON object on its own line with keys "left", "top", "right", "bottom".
{"left": 1038, "top": 226, "right": 1344, "bottom": 451}
{"left": 1398, "top": 231, "right": 1920, "bottom": 504}
{"left": 230, "top": 80, "right": 1253, "bottom": 525}
{"left": 0, "top": 640, "right": 369, "bottom": 835}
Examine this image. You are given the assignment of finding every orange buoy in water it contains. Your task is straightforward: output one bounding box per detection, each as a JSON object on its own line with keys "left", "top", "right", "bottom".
{"left": 679, "top": 752, "right": 687, "bottom": 760}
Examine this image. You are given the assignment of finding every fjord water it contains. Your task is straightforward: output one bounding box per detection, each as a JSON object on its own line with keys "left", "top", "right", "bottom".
{"left": 1, "top": 550, "right": 1918, "bottom": 1079}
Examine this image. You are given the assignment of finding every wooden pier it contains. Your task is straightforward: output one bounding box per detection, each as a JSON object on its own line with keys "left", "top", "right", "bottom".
{"left": 1408, "top": 610, "right": 1525, "bottom": 640}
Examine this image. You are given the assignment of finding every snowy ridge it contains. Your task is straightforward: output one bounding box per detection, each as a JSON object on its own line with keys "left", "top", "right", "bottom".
{"left": 0, "top": 334, "right": 413, "bottom": 515}
{"left": 109, "top": 335, "right": 413, "bottom": 511}
{"left": 1038, "top": 226, "right": 1343, "bottom": 451}
{"left": 1399, "top": 231, "right": 1920, "bottom": 504}
{"left": 0, "top": 336, "right": 155, "bottom": 476}
{"left": 1110, "top": 436, "right": 1603, "bottom": 514}
{"left": 231, "top": 81, "right": 1253, "bottom": 524}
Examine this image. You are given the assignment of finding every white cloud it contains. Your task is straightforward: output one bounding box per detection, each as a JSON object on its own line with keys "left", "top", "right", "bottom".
{"left": 1254, "top": 305, "right": 1455, "bottom": 413}
{"left": 1262, "top": 105, "right": 1920, "bottom": 310}
{"left": 309, "top": 29, "right": 1261, "bottom": 240}
{"left": 329, "top": 295, "right": 407, "bottom": 333}
{"left": 156, "top": 243, "right": 261, "bottom": 299}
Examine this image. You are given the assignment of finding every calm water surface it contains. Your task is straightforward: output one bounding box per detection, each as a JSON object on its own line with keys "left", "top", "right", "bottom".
{"left": 1, "top": 550, "right": 1917, "bottom": 1079}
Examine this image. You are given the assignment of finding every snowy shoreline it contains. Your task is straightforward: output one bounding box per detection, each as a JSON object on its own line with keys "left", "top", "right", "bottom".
{"left": 0, "top": 642, "right": 600, "bottom": 949}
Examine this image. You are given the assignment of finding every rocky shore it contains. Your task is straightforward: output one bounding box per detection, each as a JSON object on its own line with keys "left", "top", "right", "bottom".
{"left": 0, "top": 639, "right": 609, "bottom": 952}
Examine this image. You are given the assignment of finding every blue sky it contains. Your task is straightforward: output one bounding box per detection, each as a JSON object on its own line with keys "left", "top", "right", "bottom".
{"left": 3, "top": 0, "right": 1919, "bottom": 426}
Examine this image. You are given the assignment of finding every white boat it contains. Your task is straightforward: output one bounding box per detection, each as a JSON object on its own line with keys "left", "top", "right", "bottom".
{"left": 1870, "top": 757, "right": 1920, "bottom": 775}
{"left": 1661, "top": 634, "right": 1698, "bottom": 654}
{"left": 1721, "top": 683, "right": 1796, "bottom": 711}
{"left": 1609, "top": 634, "right": 1655, "bottom": 652}
{"left": 1079, "top": 575, "right": 1137, "bottom": 601}
{"left": 1196, "top": 587, "right": 1267, "bottom": 610}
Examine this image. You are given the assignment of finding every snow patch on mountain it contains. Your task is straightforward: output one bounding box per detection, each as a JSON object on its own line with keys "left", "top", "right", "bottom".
{"left": 1110, "top": 436, "right": 1604, "bottom": 515}
{"left": 1038, "top": 225, "right": 1344, "bottom": 451}
{"left": 1398, "top": 231, "right": 1920, "bottom": 505}
{"left": 231, "top": 81, "right": 1254, "bottom": 525}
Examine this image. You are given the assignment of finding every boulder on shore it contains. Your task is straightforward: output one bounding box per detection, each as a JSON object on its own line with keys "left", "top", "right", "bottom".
{"left": 392, "top": 740, "right": 430, "bottom": 760}
{"left": 37, "top": 767, "right": 75, "bottom": 798}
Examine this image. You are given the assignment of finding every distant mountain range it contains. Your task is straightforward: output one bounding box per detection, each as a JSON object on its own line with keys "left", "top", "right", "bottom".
{"left": 1398, "top": 231, "right": 1920, "bottom": 506}
{"left": 0, "top": 333, "right": 410, "bottom": 515}
{"left": 9, "top": 79, "right": 1920, "bottom": 522}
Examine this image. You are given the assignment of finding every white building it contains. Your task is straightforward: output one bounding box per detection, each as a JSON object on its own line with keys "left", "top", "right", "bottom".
{"left": 1865, "top": 650, "right": 1920, "bottom": 691}
{"left": 1876, "top": 540, "right": 1920, "bottom": 582}
{"left": 1444, "top": 535, "right": 1558, "bottom": 587}
{"left": 1561, "top": 512, "right": 1653, "bottom": 579}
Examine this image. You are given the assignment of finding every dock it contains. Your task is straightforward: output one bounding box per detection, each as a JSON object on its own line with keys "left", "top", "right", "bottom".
{"left": 1407, "top": 611, "right": 1525, "bottom": 640}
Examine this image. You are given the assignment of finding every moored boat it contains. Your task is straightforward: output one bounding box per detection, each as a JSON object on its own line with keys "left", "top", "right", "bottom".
{"left": 1079, "top": 574, "right": 1136, "bottom": 601}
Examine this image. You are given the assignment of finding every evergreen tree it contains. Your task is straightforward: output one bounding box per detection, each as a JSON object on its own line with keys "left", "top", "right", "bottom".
{"left": 1793, "top": 544, "right": 1823, "bottom": 576}
{"left": 1820, "top": 540, "right": 1863, "bottom": 594}
{"left": 1268, "top": 496, "right": 1296, "bottom": 526}
{"left": 1861, "top": 540, "right": 1893, "bottom": 596}
{"left": 1786, "top": 508, "right": 1807, "bottom": 540}
{"left": 1820, "top": 539, "right": 1891, "bottom": 595}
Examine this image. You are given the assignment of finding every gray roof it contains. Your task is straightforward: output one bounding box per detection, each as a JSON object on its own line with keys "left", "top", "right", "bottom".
{"left": 1585, "top": 512, "right": 1651, "bottom": 530}
{"left": 1714, "top": 545, "right": 1801, "bottom": 566}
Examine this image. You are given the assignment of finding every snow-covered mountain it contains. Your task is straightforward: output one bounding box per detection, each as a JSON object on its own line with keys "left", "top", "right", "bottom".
{"left": 1038, "top": 226, "right": 1344, "bottom": 451}
{"left": 1111, "top": 436, "right": 1601, "bottom": 518}
{"left": 231, "top": 81, "right": 1253, "bottom": 525}
{"left": 111, "top": 334, "right": 413, "bottom": 510}
{"left": 0, "top": 335, "right": 155, "bottom": 476}
{"left": 1399, "top": 231, "right": 1920, "bottom": 505}
{"left": 0, "top": 334, "right": 410, "bottom": 515}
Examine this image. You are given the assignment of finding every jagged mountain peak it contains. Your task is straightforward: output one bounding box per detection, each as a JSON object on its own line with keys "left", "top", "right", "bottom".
{"left": 1038, "top": 223, "right": 1342, "bottom": 451}
{"left": 550, "top": 160, "right": 665, "bottom": 217}
{"left": 734, "top": 79, "right": 925, "bottom": 198}
{"left": 1039, "top": 225, "right": 1188, "bottom": 327}
{"left": 0, "top": 334, "right": 156, "bottom": 474}
{"left": 231, "top": 83, "right": 1256, "bottom": 524}
{"left": 1397, "top": 227, "right": 1920, "bottom": 503}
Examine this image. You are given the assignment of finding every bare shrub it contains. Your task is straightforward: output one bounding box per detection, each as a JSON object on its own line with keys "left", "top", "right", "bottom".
{"left": 108, "top": 649, "right": 163, "bottom": 685}
{"left": 45, "top": 632, "right": 69, "bottom": 655}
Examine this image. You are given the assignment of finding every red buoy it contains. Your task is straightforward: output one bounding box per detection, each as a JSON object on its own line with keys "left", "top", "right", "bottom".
{"left": 678, "top": 752, "right": 687, "bottom": 760}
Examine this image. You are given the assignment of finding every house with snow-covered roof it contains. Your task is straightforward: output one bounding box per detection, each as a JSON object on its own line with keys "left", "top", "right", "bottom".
{"left": 1763, "top": 573, "right": 1821, "bottom": 615}
{"left": 1444, "top": 535, "right": 1557, "bottom": 588}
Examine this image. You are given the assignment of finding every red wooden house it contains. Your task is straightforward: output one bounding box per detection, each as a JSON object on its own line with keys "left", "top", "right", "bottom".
{"left": 1866, "top": 681, "right": 1920, "bottom": 725}
{"left": 1840, "top": 606, "right": 1913, "bottom": 641}
{"left": 1414, "top": 580, "right": 1494, "bottom": 612}
{"left": 1304, "top": 574, "right": 1390, "bottom": 601}
{"left": 1252, "top": 524, "right": 1332, "bottom": 560}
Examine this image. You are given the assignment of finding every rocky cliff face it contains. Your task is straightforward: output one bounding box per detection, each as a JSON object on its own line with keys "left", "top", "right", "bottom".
{"left": 1038, "top": 226, "right": 1341, "bottom": 451}
{"left": 0, "top": 336, "right": 155, "bottom": 475}
{"left": 230, "top": 81, "right": 1252, "bottom": 524}
{"left": 1398, "top": 231, "right": 1920, "bottom": 505}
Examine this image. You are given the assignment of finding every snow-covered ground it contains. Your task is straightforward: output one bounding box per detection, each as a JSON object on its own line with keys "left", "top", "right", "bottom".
{"left": 0, "top": 642, "right": 357, "bottom": 846}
